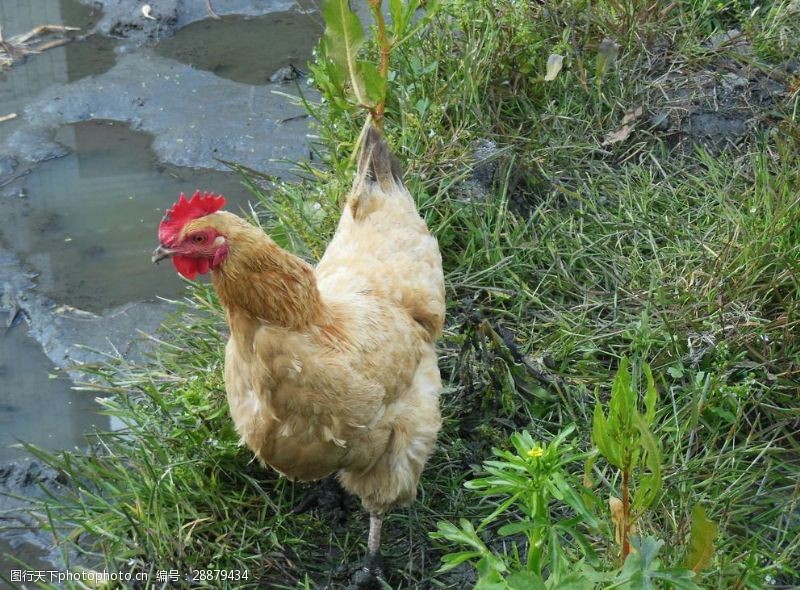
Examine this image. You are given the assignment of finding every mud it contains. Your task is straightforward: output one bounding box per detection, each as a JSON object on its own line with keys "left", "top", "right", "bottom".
{"left": 0, "top": 459, "right": 76, "bottom": 573}
{"left": 154, "top": 12, "right": 323, "bottom": 85}
{"left": 644, "top": 30, "right": 790, "bottom": 151}
{"left": 80, "top": 0, "right": 319, "bottom": 47}
{"left": 0, "top": 0, "right": 323, "bottom": 573}
{"left": 0, "top": 250, "right": 168, "bottom": 380}
{"left": 9, "top": 50, "right": 315, "bottom": 173}
{"left": 0, "top": 0, "right": 321, "bottom": 376}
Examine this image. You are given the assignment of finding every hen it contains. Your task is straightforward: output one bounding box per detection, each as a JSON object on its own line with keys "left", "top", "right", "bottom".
{"left": 152, "top": 127, "right": 445, "bottom": 577}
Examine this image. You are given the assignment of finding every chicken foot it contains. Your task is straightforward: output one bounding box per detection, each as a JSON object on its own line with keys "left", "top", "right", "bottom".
{"left": 346, "top": 513, "right": 386, "bottom": 588}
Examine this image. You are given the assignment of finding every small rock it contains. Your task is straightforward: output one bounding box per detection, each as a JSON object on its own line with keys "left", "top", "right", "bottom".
{"left": 778, "top": 59, "right": 799, "bottom": 75}
{"left": 348, "top": 567, "right": 383, "bottom": 590}
{"left": 689, "top": 111, "right": 747, "bottom": 140}
{"left": 3, "top": 187, "right": 27, "bottom": 199}
{"left": 268, "top": 64, "right": 304, "bottom": 83}
{"left": 470, "top": 138, "right": 501, "bottom": 188}
{"left": 0, "top": 155, "right": 17, "bottom": 176}
{"left": 708, "top": 29, "right": 742, "bottom": 50}
{"left": 6, "top": 129, "right": 69, "bottom": 164}
{"left": 649, "top": 111, "right": 670, "bottom": 132}
{"left": 721, "top": 73, "right": 749, "bottom": 93}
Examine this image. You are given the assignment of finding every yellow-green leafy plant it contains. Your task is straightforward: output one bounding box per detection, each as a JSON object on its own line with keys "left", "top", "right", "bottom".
{"left": 592, "top": 356, "right": 662, "bottom": 559}
{"left": 315, "top": 0, "right": 439, "bottom": 130}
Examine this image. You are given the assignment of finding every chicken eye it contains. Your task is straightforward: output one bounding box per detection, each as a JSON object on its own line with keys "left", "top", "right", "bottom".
{"left": 192, "top": 234, "right": 207, "bottom": 244}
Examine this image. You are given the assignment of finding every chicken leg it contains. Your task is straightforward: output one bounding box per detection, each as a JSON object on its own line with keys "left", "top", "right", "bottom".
{"left": 367, "top": 513, "right": 383, "bottom": 556}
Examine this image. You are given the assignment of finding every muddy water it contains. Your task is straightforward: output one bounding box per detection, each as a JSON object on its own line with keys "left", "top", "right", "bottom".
{"left": 0, "top": 0, "right": 321, "bottom": 572}
{"left": 0, "top": 0, "right": 116, "bottom": 138}
{"left": 155, "top": 11, "right": 323, "bottom": 84}
{"left": 1, "top": 120, "right": 252, "bottom": 311}
{"left": 0, "top": 321, "right": 98, "bottom": 461}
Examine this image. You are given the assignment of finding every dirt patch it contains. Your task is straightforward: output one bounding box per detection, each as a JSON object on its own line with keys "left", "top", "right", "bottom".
{"left": 79, "top": 0, "right": 316, "bottom": 46}
{"left": 0, "top": 460, "right": 74, "bottom": 572}
{"left": 643, "top": 31, "right": 793, "bottom": 151}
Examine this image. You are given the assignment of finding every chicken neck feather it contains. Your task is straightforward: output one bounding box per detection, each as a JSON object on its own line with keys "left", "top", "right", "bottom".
{"left": 190, "top": 211, "right": 328, "bottom": 330}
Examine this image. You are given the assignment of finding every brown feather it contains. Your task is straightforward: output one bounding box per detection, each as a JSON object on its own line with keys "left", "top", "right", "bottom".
{"left": 199, "top": 127, "right": 445, "bottom": 519}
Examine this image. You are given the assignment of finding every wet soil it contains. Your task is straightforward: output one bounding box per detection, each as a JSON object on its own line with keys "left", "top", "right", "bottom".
{"left": 155, "top": 12, "right": 323, "bottom": 85}
{"left": 0, "top": 321, "right": 102, "bottom": 462}
{"left": 641, "top": 31, "right": 792, "bottom": 151}
{"left": 2, "top": 120, "right": 252, "bottom": 311}
{"left": 0, "top": 0, "right": 323, "bottom": 574}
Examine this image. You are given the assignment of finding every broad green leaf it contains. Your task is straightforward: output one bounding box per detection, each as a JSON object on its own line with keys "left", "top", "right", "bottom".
{"left": 551, "top": 423, "right": 576, "bottom": 448}
{"left": 548, "top": 526, "right": 568, "bottom": 581}
{"left": 615, "top": 536, "right": 700, "bottom": 589}
{"left": 684, "top": 505, "right": 718, "bottom": 572}
{"left": 549, "top": 572, "right": 594, "bottom": 590}
{"left": 616, "top": 536, "right": 664, "bottom": 590}
{"left": 632, "top": 414, "right": 662, "bottom": 515}
{"left": 439, "top": 551, "right": 482, "bottom": 571}
{"left": 651, "top": 569, "right": 701, "bottom": 589}
{"left": 322, "top": 0, "right": 367, "bottom": 103}
{"left": 389, "top": 0, "right": 421, "bottom": 38}
{"left": 551, "top": 472, "right": 600, "bottom": 529}
{"left": 593, "top": 401, "right": 621, "bottom": 468}
{"left": 666, "top": 365, "right": 684, "bottom": 379}
{"left": 609, "top": 357, "right": 634, "bottom": 437}
{"left": 474, "top": 579, "right": 508, "bottom": 590}
{"left": 433, "top": 519, "right": 489, "bottom": 553}
{"left": 497, "top": 518, "right": 551, "bottom": 537}
{"left": 478, "top": 492, "right": 522, "bottom": 529}
{"left": 506, "top": 570, "right": 545, "bottom": 590}
{"left": 643, "top": 363, "right": 657, "bottom": 425}
{"left": 389, "top": 0, "right": 404, "bottom": 31}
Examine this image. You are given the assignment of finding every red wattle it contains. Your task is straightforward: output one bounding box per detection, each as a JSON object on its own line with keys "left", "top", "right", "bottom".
{"left": 173, "top": 256, "right": 199, "bottom": 279}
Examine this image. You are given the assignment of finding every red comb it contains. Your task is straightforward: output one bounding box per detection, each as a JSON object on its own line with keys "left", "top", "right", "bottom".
{"left": 165, "top": 190, "right": 226, "bottom": 222}
{"left": 159, "top": 190, "right": 226, "bottom": 244}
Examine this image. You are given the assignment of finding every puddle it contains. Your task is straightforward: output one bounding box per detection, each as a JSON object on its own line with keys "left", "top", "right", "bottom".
{"left": 0, "top": 537, "right": 55, "bottom": 583}
{"left": 0, "top": 0, "right": 117, "bottom": 137}
{"left": 154, "top": 12, "right": 323, "bottom": 84}
{"left": 0, "top": 120, "right": 254, "bottom": 312}
{"left": 0, "top": 321, "right": 104, "bottom": 461}
{"left": 0, "top": 0, "right": 98, "bottom": 34}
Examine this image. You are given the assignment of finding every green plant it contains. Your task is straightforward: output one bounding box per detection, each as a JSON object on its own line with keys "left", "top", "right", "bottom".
{"left": 591, "top": 357, "right": 661, "bottom": 559}
{"left": 432, "top": 426, "right": 603, "bottom": 588}
{"left": 433, "top": 358, "right": 727, "bottom": 589}
{"left": 315, "top": 0, "right": 439, "bottom": 129}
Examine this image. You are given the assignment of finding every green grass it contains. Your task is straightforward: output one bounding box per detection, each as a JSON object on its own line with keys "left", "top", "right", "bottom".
{"left": 4, "top": 0, "right": 799, "bottom": 588}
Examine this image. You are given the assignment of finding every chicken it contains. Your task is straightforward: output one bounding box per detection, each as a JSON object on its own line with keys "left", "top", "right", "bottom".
{"left": 152, "top": 126, "right": 445, "bottom": 576}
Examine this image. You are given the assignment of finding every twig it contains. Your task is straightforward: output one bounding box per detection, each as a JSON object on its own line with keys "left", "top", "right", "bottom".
{"left": 206, "top": 0, "right": 221, "bottom": 20}
{"left": 0, "top": 23, "right": 79, "bottom": 69}
{"left": 278, "top": 114, "right": 309, "bottom": 124}
{"left": 0, "top": 169, "right": 32, "bottom": 189}
{"left": 30, "top": 37, "right": 72, "bottom": 52}
{"left": 13, "top": 25, "right": 79, "bottom": 45}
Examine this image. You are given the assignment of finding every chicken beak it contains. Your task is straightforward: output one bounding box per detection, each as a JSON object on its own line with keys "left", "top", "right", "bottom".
{"left": 152, "top": 244, "right": 177, "bottom": 264}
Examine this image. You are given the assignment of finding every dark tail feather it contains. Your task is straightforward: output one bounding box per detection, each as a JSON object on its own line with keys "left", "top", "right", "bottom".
{"left": 357, "top": 125, "right": 404, "bottom": 190}
{"left": 350, "top": 125, "right": 406, "bottom": 220}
